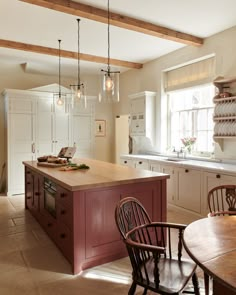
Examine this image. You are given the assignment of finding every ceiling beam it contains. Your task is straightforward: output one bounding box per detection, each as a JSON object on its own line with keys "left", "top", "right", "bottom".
{"left": 20, "top": 0, "right": 204, "bottom": 46}
{"left": 0, "top": 39, "right": 143, "bottom": 69}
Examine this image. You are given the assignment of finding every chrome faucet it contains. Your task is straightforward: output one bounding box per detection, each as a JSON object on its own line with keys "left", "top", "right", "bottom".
{"left": 172, "top": 147, "right": 185, "bottom": 158}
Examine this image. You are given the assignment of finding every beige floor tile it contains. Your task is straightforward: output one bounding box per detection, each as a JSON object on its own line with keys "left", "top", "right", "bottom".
{"left": 0, "top": 269, "right": 40, "bottom": 295}
{"left": 22, "top": 244, "right": 72, "bottom": 286}
{"left": 0, "top": 234, "right": 18, "bottom": 254}
{"left": 0, "top": 250, "right": 28, "bottom": 273}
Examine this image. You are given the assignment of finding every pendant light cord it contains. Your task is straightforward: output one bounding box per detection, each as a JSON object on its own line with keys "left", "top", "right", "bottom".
{"left": 107, "top": 0, "right": 110, "bottom": 73}
{"left": 58, "top": 39, "right": 62, "bottom": 97}
{"left": 77, "top": 19, "right": 81, "bottom": 87}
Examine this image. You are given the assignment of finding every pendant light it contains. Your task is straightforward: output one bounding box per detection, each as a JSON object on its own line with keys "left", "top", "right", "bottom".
{"left": 99, "top": 0, "right": 120, "bottom": 103}
{"left": 70, "top": 19, "right": 87, "bottom": 108}
{"left": 55, "top": 39, "right": 66, "bottom": 106}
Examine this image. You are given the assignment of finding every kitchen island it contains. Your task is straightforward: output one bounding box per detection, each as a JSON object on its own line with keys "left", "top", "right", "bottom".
{"left": 23, "top": 158, "right": 169, "bottom": 274}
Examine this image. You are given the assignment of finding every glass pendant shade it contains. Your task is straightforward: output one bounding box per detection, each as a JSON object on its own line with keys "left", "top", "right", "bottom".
{"left": 99, "top": 71, "right": 119, "bottom": 102}
{"left": 70, "top": 83, "right": 87, "bottom": 108}
{"left": 70, "top": 18, "right": 87, "bottom": 108}
{"left": 99, "top": 0, "right": 120, "bottom": 103}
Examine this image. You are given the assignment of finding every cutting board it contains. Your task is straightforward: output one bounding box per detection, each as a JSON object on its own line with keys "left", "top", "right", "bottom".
{"left": 37, "top": 162, "right": 67, "bottom": 168}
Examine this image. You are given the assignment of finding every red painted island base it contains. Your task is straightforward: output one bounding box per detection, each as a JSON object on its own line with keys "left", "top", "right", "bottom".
{"left": 24, "top": 160, "right": 167, "bottom": 274}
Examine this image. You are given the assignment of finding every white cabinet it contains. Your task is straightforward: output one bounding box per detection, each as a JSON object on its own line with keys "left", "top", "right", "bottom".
{"left": 151, "top": 163, "right": 176, "bottom": 205}
{"left": 176, "top": 167, "right": 201, "bottom": 214}
{"left": 3, "top": 87, "right": 95, "bottom": 195}
{"left": 133, "top": 159, "right": 150, "bottom": 170}
{"left": 71, "top": 100, "right": 95, "bottom": 158}
{"left": 120, "top": 156, "right": 150, "bottom": 170}
{"left": 7, "top": 99, "right": 36, "bottom": 195}
{"left": 129, "top": 91, "right": 156, "bottom": 144}
{"left": 161, "top": 164, "right": 176, "bottom": 205}
{"left": 120, "top": 157, "right": 135, "bottom": 168}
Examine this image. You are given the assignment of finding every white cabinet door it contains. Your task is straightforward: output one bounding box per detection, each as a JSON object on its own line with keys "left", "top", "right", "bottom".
{"left": 54, "top": 113, "right": 70, "bottom": 155}
{"left": 134, "top": 159, "right": 150, "bottom": 170}
{"left": 9, "top": 113, "right": 35, "bottom": 195}
{"left": 72, "top": 115, "right": 94, "bottom": 158}
{"left": 150, "top": 163, "right": 161, "bottom": 172}
{"left": 160, "top": 164, "right": 176, "bottom": 205}
{"left": 130, "top": 97, "right": 145, "bottom": 114}
{"left": 36, "top": 98, "right": 54, "bottom": 157}
{"left": 176, "top": 167, "right": 201, "bottom": 214}
{"left": 120, "top": 157, "right": 135, "bottom": 168}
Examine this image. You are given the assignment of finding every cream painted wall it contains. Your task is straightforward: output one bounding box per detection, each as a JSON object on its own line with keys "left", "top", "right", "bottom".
{"left": 0, "top": 63, "right": 114, "bottom": 191}
{"left": 116, "top": 25, "right": 236, "bottom": 160}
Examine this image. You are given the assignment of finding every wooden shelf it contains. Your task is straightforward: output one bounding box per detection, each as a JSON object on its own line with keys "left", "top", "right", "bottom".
{"left": 214, "top": 116, "right": 236, "bottom": 121}
{"left": 213, "top": 77, "right": 236, "bottom": 85}
{"left": 214, "top": 136, "right": 236, "bottom": 139}
{"left": 213, "top": 96, "right": 236, "bottom": 103}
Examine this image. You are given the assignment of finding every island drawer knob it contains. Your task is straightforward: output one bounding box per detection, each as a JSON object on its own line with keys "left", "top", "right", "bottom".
{"left": 27, "top": 182, "right": 30, "bottom": 185}
{"left": 61, "top": 193, "right": 66, "bottom": 198}
{"left": 47, "top": 223, "right": 52, "bottom": 227}
{"left": 61, "top": 210, "right": 66, "bottom": 215}
{"left": 35, "top": 192, "right": 40, "bottom": 196}
{"left": 27, "top": 197, "right": 31, "bottom": 200}
{"left": 60, "top": 233, "right": 66, "bottom": 239}
{"left": 216, "top": 174, "right": 221, "bottom": 178}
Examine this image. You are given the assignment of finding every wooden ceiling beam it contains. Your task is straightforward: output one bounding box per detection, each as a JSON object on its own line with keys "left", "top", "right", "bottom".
{"left": 20, "top": 0, "right": 203, "bottom": 46}
{"left": 0, "top": 39, "right": 143, "bottom": 69}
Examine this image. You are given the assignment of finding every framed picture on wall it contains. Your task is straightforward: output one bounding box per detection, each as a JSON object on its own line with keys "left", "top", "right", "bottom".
{"left": 95, "top": 120, "right": 106, "bottom": 137}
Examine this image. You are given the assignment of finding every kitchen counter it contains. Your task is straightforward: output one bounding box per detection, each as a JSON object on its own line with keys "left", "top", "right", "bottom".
{"left": 120, "top": 154, "right": 236, "bottom": 174}
{"left": 23, "top": 158, "right": 169, "bottom": 191}
{"left": 23, "top": 158, "right": 168, "bottom": 274}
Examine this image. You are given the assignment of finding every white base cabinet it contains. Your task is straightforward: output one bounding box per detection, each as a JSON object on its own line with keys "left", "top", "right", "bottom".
{"left": 176, "top": 167, "right": 201, "bottom": 214}
{"left": 3, "top": 86, "right": 95, "bottom": 196}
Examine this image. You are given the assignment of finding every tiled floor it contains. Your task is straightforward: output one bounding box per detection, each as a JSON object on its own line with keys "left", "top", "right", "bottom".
{"left": 0, "top": 194, "right": 207, "bottom": 294}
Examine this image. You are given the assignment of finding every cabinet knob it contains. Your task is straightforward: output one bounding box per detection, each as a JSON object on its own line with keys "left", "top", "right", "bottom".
{"left": 47, "top": 223, "right": 52, "bottom": 227}
{"left": 61, "top": 209, "right": 66, "bottom": 215}
{"left": 216, "top": 174, "right": 221, "bottom": 178}
{"left": 139, "top": 161, "right": 142, "bottom": 164}
{"left": 124, "top": 161, "right": 127, "bottom": 164}
{"left": 185, "top": 169, "right": 189, "bottom": 173}
{"left": 60, "top": 233, "right": 66, "bottom": 239}
{"left": 27, "top": 182, "right": 30, "bottom": 185}
{"left": 61, "top": 193, "right": 66, "bottom": 198}
{"left": 27, "top": 197, "right": 31, "bottom": 200}
{"left": 35, "top": 192, "right": 40, "bottom": 196}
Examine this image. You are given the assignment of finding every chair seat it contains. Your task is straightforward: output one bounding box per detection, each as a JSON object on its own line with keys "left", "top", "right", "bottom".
{"left": 139, "top": 257, "right": 197, "bottom": 294}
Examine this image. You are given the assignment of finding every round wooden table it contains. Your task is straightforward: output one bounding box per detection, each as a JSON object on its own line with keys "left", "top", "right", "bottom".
{"left": 183, "top": 216, "right": 236, "bottom": 295}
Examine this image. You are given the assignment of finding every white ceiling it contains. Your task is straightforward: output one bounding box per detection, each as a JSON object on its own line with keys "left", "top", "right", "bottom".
{"left": 1, "top": 0, "right": 236, "bottom": 78}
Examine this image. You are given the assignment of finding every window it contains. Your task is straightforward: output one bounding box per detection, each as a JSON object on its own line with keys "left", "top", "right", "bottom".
{"left": 168, "top": 84, "right": 215, "bottom": 154}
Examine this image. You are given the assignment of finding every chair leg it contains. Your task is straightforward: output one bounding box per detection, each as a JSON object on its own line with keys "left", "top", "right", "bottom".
{"left": 142, "top": 287, "right": 148, "bottom": 295}
{"left": 128, "top": 281, "right": 137, "bottom": 295}
{"left": 192, "top": 272, "right": 200, "bottom": 295}
{"left": 204, "top": 272, "right": 210, "bottom": 295}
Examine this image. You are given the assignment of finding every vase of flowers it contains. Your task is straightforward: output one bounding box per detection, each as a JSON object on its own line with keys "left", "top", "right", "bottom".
{"left": 181, "top": 137, "right": 196, "bottom": 153}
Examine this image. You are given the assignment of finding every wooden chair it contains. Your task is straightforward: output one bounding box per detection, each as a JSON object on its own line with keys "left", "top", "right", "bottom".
{"left": 204, "top": 185, "right": 236, "bottom": 295}
{"left": 208, "top": 185, "right": 236, "bottom": 217}
{"left": 115, "top": 197, "right": 200, "bottom": 295}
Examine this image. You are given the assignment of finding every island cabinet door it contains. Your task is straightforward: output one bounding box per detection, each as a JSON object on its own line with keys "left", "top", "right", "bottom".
{"left": 85, "top": 189, "right": 123, "bottom": 259}
{"left": 121, "top": 181, "right": 165, "bottom": 223}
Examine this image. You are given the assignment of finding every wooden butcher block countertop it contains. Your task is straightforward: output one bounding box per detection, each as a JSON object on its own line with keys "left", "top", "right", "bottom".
{"left": 23, "top": 158, "right": 169, "bottom": 191}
